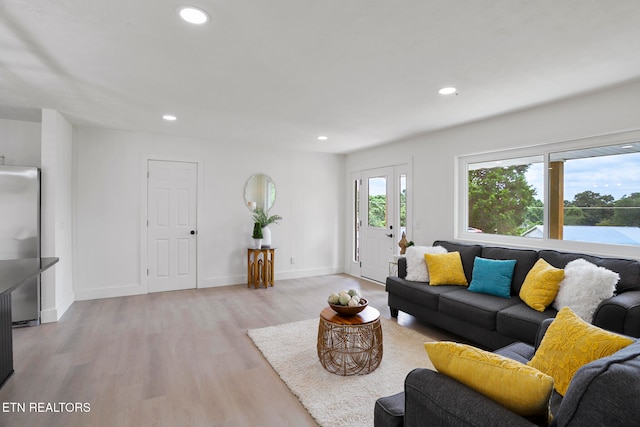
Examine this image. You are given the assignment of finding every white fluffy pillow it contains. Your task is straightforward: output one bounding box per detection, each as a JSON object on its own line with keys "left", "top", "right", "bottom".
{"left": 405, "top": 246, "right": 447, "bottom": 282}
{"left": 552, "top": 258, "right": 619, "bottom": 322}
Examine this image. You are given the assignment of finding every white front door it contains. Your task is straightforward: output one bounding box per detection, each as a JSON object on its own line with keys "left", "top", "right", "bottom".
{"left": 147, "top": 160, "right": 198, "bottom": 293}
{"left": 360, "top": 167, "right": 395, "bottom": 282}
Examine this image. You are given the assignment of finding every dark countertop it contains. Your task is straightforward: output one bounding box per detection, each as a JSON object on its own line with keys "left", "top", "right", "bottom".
{"left": 0, "top": 258, "right": 59, "bottom": 296}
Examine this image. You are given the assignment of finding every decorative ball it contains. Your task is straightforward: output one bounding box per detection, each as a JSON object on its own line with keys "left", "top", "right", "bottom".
{"left": 338, "top": 293, "right": 351, "bottom": 305}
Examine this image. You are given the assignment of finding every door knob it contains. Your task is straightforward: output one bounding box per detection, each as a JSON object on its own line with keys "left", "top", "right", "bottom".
{"left": 386, "top": 233, "right": 393, "bottom": 238}
{"left": 190, "top": 230, "right": 196, "bottom": 235}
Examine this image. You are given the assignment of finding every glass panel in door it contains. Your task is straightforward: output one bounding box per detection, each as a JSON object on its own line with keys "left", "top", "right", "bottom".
{"left": 368, "top": 177, "right": 387, "bottom": 228}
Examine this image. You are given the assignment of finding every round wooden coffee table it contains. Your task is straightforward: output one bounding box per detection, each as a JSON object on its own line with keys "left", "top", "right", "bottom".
{"left": 317, "top": 306, "right": 383, "bottom": 376}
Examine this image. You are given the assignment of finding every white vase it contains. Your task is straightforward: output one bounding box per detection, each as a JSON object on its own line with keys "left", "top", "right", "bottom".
{"left": 262, "top": 225, "right": 272, "bottom": 247}
{"left": 252, "top": 238, "right": 262, "bottom": 249}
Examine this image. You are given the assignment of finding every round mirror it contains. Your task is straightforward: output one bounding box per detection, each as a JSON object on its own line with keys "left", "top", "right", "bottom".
{"left": 244, "top": 173, "right": 276, "bottom": 212}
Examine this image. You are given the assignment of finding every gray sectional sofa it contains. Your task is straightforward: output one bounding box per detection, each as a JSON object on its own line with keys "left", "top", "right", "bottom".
{"left": 385, "top": 240, "right": 640, "bottom": 350}
{"left": 374, "top": 319, "right": 640, "bottom": 427}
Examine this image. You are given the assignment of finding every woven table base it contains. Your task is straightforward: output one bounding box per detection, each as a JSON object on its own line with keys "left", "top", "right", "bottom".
{"left": 317, "top": 308, "right": 383, "bottom": 376}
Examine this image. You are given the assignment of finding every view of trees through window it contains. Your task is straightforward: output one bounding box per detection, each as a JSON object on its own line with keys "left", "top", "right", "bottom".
{"left": 564, "top": 191, "right": 640, "bottom": 226}
{"left": 400, "top": 174, "right": 407, "bottom": 235}
{"left": 366, "top": 174, "right": 407, "bottom": 231}
{"left": 467, "top": 143, "right": 640, "bottom": 245}
{"left": 368, "top": 177, "right": 387, "bottom": 228}
{"left": 468, "top": 157, "right": 543, "bottom": 236}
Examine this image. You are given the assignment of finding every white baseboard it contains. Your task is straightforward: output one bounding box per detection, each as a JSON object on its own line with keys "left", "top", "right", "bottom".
{"left": 199, "top": 265, "right": 345, "bottom": 288}
{"left": 40, "top": 288, "right": 75, "bottom": 323}
{"left": 40, "top": 308, "right": 58, "bottom": 324}
{"left": 72, "top": 266, "right": 347, "bottom": 300}
{"left": 53, "top": 289, "right": 75, "bottom": 321}
{"left": 275, "top": 266, "right": 344, "bottom": 280}
{"left": 74, "top": 283, "right": 147, "bottom": 301}
{"left": 199, "top": 274, "right": 246, "bottom": 288}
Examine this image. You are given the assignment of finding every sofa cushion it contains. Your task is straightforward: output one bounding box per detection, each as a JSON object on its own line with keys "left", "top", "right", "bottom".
{"left": 424, "top": 252, "right": 468, "bottom": 286}
{"left": 481, "top": 246, "right": 539, "bottom": 295}
{"left": 404, "top": 245, "right": 447, "bottom": 282}
{"left": 553, "top": 258, "right": 619, "bottom": 322}
{"left": 519, "top": 258, "right": 564, "bottom": 312}
{"left": 432, "top": 240, "right": 482, "bottom": 284}
{"left": 552, "top": 340, "right": 640, "bottom": 427}
{"left": 497, "top": 303, "right": 557, "bottom": 345}
{"left": 495, "top": 341, "right": 536, "bottom": 364}
{"left": 425, "top": 341, "right": 553, "bottom": 420}
{"left": 539, "top": 249, "right": 640, "bottom": 293}
{"left": 439, "top": 289, "right": 519, "bottom": 330}
{"left": 528, "top": 307, "right": 634, "bottom": 395}
{"left": 469, "top": 257, "right": 517, "bottom": 298}
{"left": 385, "top": 276, "right": 459, "bottom": 311}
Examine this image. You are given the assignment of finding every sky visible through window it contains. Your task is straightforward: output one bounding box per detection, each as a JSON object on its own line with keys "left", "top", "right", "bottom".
{"left": 368, "top": 178, "right": 386, "bottom": 196}
{"left": 525, "top": 152, "right": 640, "bottom": 201}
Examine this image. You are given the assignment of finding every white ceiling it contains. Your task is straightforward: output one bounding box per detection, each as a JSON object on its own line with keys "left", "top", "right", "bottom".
{"left": 2, "top": 1, "right": 640, "bottom": 154}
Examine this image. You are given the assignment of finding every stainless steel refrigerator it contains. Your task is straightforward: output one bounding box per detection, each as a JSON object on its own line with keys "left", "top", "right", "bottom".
{"left": 0, "top": 165, "right": 40, "bottom": 325}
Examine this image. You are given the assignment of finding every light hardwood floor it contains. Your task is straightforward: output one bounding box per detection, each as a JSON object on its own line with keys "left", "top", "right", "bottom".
{"left": 0, "top": 274, "right": 453, "bottom": 427}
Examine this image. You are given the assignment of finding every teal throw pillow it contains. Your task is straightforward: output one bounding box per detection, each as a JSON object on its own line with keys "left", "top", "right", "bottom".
{"left": 468, "top": 257, "right": 517, "bottom": 298}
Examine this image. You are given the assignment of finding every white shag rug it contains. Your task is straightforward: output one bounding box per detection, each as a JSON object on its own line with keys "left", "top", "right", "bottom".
{"left": 247, "top": 316, "right": 436, "bottom": 427}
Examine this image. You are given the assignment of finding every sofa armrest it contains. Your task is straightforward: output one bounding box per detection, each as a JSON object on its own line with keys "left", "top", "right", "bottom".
{"left": 404, "top": 369, "right": 536, "bottom": 427}
{"left": 397, "top": 257, "right": 407, "bottom": 279}
{"left": 592, "top": 290, "right": 640, "bottom": 338}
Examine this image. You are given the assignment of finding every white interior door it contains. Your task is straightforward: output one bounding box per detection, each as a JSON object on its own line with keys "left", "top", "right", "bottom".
{"left": 147, "top": 160, "right": 197, "bottom": 293}
{"left": 360, "top": 167, "right": 395, "bottom": 282}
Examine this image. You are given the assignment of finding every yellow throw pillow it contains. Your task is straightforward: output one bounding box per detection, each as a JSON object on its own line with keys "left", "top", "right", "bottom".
{"left": 528, "top": 307, "right": 634, "bottom": 395}
{"left": 519, "top": 258, "right": 564, "bottom": 312}
{"left": 425, "top": 341, "right": 553, "bottom": 419}
{"left": 424, "top": 252, "right": 468, "bottom": 286}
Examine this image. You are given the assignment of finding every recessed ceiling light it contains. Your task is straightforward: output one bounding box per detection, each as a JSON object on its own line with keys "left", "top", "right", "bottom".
{"left": 163, "top": 114, "right": 177, "bottom": 121}
{"left": 438, "top": 87, "right": 457, "bottom": 95}
{"left": 178, "top": 6, "right": 210, "bottom": 25}
{"left": 317, "top": 136, "right": 328, "bottom": 141}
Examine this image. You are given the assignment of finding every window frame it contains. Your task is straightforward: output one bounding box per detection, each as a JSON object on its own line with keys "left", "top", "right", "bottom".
{"left": 456, "top": 129, "right": 640, "bottom": 260}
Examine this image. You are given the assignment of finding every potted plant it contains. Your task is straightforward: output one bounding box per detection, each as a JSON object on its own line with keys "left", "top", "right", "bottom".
{"left": 252, "top": 208, "right": 282, "bottom": 228}
{"left": 252, "top": 208, "right": 282, "bottom": 247}
{"left": 252, "top": 222, "right": 263, "bottom": 248}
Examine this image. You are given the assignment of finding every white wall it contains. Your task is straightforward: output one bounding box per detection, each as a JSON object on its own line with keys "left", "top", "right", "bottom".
{"left": 0, "top": 114, "right": 74, "bottom": 321}
{"left": 346, "top": 79, "right": 640, "bottom": 265}
{"left": 5, "top": 78, "right": 639, "bottom": 307}
{"left": 0, "top": 118, "right": 41, "bottom": 166}
{"left": 73, "top": 127, "right": 345, "bottom": 300}
{"left": 40, "top": 109, "right": 75, "bottom": 321}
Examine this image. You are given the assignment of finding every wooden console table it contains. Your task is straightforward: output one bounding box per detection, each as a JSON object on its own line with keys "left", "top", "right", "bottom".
{"left": 247, "top": 248, "right": 275, "bottom": 289}
{"left": 0, "top": 257, "right": 59, "bottom": 388}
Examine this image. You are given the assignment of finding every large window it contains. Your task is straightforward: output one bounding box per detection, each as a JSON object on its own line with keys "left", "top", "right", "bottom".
{"left": 461, "top": 136, "right": 640, "bottom": 249}
{"left": 467, "top": 156, "right": 544, "bottom": 237}
{"left": 550, "top": 144, "right": 640, "bottom": 245}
